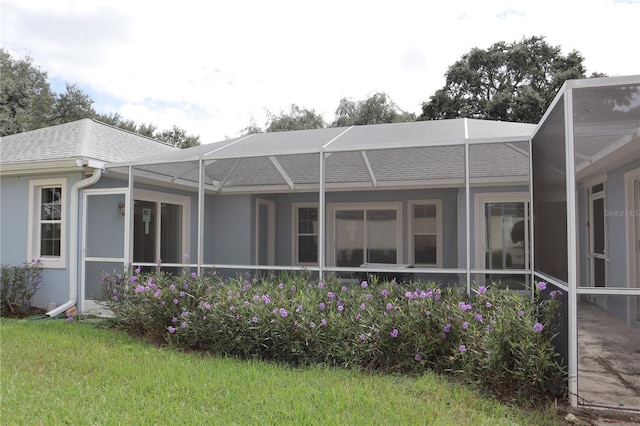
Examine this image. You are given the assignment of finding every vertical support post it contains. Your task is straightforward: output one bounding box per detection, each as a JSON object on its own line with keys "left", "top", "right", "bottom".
{"left": 126, "top": 165, "right": 134, "bottom": 267}
{"left": 564, "top": 89, "right": 579, "bottom": 408}
{"left": 319, "top": 152, "right": 326, "bottom": 280}
{"left": 529, "top": 135, "right": 535, "bottom": 298}
{"left": 464, "top": 119, "right": 471, "bottom": 295}
{"left": 198, "top": 158, "right": 205, "bottom": 275}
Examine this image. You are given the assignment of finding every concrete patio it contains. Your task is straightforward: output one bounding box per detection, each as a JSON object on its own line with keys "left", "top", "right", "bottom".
{"left": 577, "top": 300, "right": 640, "bottom": 410}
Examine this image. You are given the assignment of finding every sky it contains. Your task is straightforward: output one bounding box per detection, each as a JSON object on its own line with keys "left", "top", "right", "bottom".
{"left": 1, "top": 0, "right": 639, "bottom": 143}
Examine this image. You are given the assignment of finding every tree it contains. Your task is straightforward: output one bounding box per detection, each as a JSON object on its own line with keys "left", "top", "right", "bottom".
{"left": 0, "top": 48, "right": 54, "bottom": 136}
{"left": 50, "top": 83, "right": 96, "bottom": 125}
{"left": 419, "top": 36, "right": 599, "bottom": 123}
{"left": 265, "top": 104, "right": 325, "bottom": 132}
{"left": 332, "top": 92, "right": 415, "bottom": 127}
{"left": 155, "top": 125, "right": 201, "bottom": 148}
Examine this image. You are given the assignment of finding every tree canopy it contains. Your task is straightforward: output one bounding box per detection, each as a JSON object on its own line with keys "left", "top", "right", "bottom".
{"left": 419, "top": 36, "right": 602, "bottom": 123}
{"left": 0, "top": 48, "right": 200, "bottom": 148}
{"left": 332, "top": 92, "right": 415, "bottom": 127}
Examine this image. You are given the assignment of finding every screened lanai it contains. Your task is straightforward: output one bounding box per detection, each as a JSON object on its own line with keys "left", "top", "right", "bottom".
{"left": 532, "top": 75, "right": 640, "bottom": 409}
{"left": 83, "top": 118, "right": 535, "bottom": 308}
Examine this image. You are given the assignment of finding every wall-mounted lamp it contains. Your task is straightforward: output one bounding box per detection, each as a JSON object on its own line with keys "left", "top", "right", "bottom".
{"left": 118, "top": 201, "right": 125, "bottom": 216}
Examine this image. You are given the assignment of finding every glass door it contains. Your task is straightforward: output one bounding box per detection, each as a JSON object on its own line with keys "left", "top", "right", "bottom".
{"left": 589, "top": 184, "right": 607, "bottom": 308}
{"left": 133, "top": 199, "right": 184, "bottom": 271}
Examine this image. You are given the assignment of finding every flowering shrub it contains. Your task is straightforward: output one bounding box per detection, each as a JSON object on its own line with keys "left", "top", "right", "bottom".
{"left": 0, "top": 259, "right": 43, "bottom": 316}
{"left": 100, "top": 268, "right": 564, "bottom": 405}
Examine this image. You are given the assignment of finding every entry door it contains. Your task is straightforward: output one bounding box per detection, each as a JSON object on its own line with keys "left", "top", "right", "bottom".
{"left": 82, "top": 189, "right": 128, "bottom": 313}
{"left": 589, "top": 184, "right": 607, "bottom": 307}
{"left": 256, "top": 199, "right": 275, "bottom": 265}
{"left": 133, "top": 199, "right": 184, "bottom": 270}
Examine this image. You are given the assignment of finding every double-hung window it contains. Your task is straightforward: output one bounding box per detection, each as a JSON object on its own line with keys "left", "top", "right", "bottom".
{"left": 408, "top": 200, "right": 442, "bottom": 267}
{"left": 28, "top": 178, "right": 66, "bottom": 268}
{"left": 293, "top": 203, "right": 319, "bottom": 265}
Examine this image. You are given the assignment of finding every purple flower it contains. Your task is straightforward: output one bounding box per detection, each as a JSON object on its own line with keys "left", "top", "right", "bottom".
{"left": 381, "top": 289, "right": 388, "bottom": 297}
{"left": 414, "top": 354, "right": 421, "bottom": 361}
{"left": 444, "top": 323, "right": 451, "bottom": 333}
{"left": 130, "top": 276, "right": 137, "bottom": 283}
{"left": 478, "top": 285, "right": 487, "bottom": 294}
{"left": 230, "top": 306, "right": 236, "bottom": 311}
{"left": 317, "top": 282, "right": 324, "bottom": 289}
{"left": 244, "top": 301, "right": 250, "bottom": 307}
{"left": 279, "top": 308, "right": 288, "bottom": 318}
{"left": 181, "top": 311, "right": 189, "bottom": 318}
{"left": 171, "top": 317, "right": 178, "bottom": 323}
{"left": 425, "top": 310, "right": 431, "bottom": 316}
{"left": 459, "top": 345, "right": 467, "bottom": 353}
{"left": 291, "top": 285, "right": 297, "bottom": 292}
{"left": 134, "top": 285, "right": 144, "bottom": 293}
{"left": 474, "top": 314, "right": 483, "bottom": 322}
{"left": 278, "top": 283, "right": 284, "bottom": 289}
{"left": 341, "top": 286, "right": 347, "bottom": 291}
{"left": 337, "top": 305, "right": 344, "bottom": 312}
{"left": 518, "top": 310, "right": 525, "bottom": 317}
{"left": 360, "top": 303, "right": 366, "bottom": 310}
{"left": 319, "top": 302, "right": 326, "bottom": 311}
{"left": 179, "top": 291, "right": 185, "bottom": 297}
{"left": 359, "top": 334, "right": 365, "bottom": 341}
{"left": 419, "top": 292, "right": 427, "bottom": 299}
{"left": 320, "top": 318, "right": 327, "bottom": 326}
{"left": 537, "top": 281, "right": 547, "bottom": 291}
{"left": 486, "top": 301, "right": 492, "bottom": 308}
{"left": 252, "top": 317, "right": 258, "bottom": 323}
{"left": 173, "top": 299, "right": 179, "bottom": 305}
{"left": 253, "top": 295, "right": 260, "bottom": 302}
{"left": 310, "top": 321, "right": 316, "bottom": 328}
{"left": 167, "top": 326, "right": 176, "bottom": 333}
{"left": 181, "top": 321, "right": 187, "bottom": 328}
{"left": 462, "top": 321, "right": 469, "bottom": 329}
{"left": 295, "top": 305, "right": 302, "bottom": 312}
{"left": 405, "top": 291, "right": 413, "bottom": 298}
{"left": 327, "top": 292, "right": 335, "bottom": 300}
{"left": 355, "top": 313, "right": 361, "bottom": 320}
{"left": 386, "top": 303, "right": 393, "bottom": 311}
{"left": 227, "top": 290, "right": 233, "bottom": 297}
{"left": 390, "top": 329, "right": 399, "bottom": 338}
{"left": 486, "top": 325, "right": 494, "bottom": 332}
{"left": 534, "top": 323, "right": 544, "bottom": 332}
{"left": 366, "top": 293, "right": 372, "bottom": 300}
{"left": 361, "top": 281, "right": 368, "bottom": 288}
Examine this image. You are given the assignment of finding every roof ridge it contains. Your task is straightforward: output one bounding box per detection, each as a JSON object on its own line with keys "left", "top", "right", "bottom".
{"left": 85, "top": 118, "right": 175, "bottom": 148}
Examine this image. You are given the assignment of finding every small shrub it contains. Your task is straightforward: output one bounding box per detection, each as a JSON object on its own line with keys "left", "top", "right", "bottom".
{"left": 0, "top": 260, "right": 43, "bottom": 316}
{"left": 99, "top": 268, "right": 565, "bottom": 405}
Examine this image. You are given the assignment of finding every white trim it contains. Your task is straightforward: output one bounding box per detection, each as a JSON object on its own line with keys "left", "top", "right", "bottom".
{"left": 255, "top": 198, "right": 276, "bottom": 265}
{"left": 27, "top": 178, "right": 67, "bottom": 269}
{"left": 291, "top": 202, "right": 320, "bottom": 266}
{"left": 327, "top": 201, "right": 403, "bottom": 267}
{"left": 473, "top": 192, "right": 529, "bottom": 272}
{"left": 407, "top": 199, "right": 443, "bottom": 267}
{"left": 133, "top": 189, "right": 191, "bottom": 265}
{"left": 587, "top": 181, "right": 608, "bottom": 308}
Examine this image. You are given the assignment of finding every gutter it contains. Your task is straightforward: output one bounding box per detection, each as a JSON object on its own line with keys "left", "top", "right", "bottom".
{"left": 46, "top": 163, "right": 103, "bottom": 317}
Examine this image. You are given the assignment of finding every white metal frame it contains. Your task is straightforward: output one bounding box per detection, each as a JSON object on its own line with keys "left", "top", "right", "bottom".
{"left": 81, "top": 187, "right": 129, "bottom": 313}
{"left": 624, "top": 167, "right": 640, "bottom": 325}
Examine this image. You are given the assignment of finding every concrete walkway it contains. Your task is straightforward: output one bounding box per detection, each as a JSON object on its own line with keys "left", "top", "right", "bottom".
{"left": 577, "top": 301, "right": 640, "bottom": 410}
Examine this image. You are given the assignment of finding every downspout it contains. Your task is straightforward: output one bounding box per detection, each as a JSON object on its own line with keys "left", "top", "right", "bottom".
{"left": 46, "top": 165, "right": 103, "bottom": 317}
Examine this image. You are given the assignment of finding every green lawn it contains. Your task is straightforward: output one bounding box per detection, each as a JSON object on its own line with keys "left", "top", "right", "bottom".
{"left": 0, "top": 319, "right": 559, "bottom": 425}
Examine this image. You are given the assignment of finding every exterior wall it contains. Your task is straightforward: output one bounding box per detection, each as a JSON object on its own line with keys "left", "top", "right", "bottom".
{"left": 204, "top": 194, "right": 252, "bottom": 265}
{"left": 0, "top": 172, "right": 83, "bottom": 309}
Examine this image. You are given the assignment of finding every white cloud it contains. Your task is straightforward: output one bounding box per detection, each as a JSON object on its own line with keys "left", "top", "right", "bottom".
{"left": 2, "top": 0, "right": 639, "bottom": 143}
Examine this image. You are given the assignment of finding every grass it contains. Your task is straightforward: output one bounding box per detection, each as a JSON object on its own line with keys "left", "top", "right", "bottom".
{"left": 0, "top": 318, "right": 560, "bottom": 425}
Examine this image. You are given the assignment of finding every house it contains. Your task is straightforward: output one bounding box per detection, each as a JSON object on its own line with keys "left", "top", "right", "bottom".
{"left": 1, "top": 75, "right": 638, "bottom": 409}
{"left": 0, "top": 118, "right": 178, "bottom": 313}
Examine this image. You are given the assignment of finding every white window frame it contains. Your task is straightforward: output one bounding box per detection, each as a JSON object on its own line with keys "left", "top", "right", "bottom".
{"left": 27, "top": 178, "right": 67, "bottom": 269}
{"left": 474, "top": 192, "right": 530, "bottom": 271}
{"left": 133, "top": 189, "right": 190, "bottom": 265}
{"left": 328, "top": 202, "right": 403, "bottom": 267}
{"left": 292, "top": 202, "right": 319, "bottom": 266}
{"left": 408, "top": 200, "right": 443, "bottom": 267}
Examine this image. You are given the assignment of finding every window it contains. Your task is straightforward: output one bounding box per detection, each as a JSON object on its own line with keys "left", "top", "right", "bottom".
{"left": 409, "top": 200, "right": 442, "bottom": 267}
{"left": 293, "top": 203, "right": 318, "bottom": 265}
{"left": 330, "top": 202, "right": 402, "bottom": 266}
{"left": 28, "top": 178, "right": 66, "bottom": 268}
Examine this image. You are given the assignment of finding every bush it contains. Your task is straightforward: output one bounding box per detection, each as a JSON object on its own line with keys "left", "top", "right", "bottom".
{"left": 100, "top": 267, "right": 565, "bottom": 405}
{"left": 0, "top": 260, "right": 43, "bottom": 316}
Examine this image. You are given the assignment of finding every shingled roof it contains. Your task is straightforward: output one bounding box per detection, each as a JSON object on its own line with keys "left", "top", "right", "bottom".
{"left": 0, "top": 118, "right": 177, "bottom": 167}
